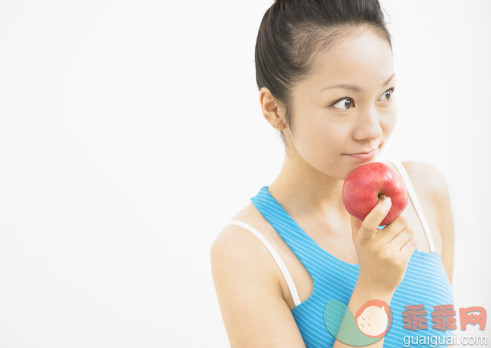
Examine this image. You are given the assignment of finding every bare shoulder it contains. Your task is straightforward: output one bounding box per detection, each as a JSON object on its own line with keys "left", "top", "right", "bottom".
{"left": 210, "top": 204, "right": 273, "bottom": 268}
{"left": 398, "top": 161, "right": 449, "bottom": 197}
{"left": 210, "top": 205, "right": 306, "bottom": 346}
{"left": 396, "top": 160, "right": 452, "bottom": 226}
{"left": 210, "top": 203, "right": 283, "bottom": 303}
{"left": 395, "top": 161, "right": 455, "bottom": 284}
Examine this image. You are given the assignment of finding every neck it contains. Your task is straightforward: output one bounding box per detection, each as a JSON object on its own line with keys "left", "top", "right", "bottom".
{"left": 267, "top": 151, "right": 348, "bottom": 221}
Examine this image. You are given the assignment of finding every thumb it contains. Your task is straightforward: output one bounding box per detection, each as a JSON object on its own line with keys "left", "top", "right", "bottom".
{"left": 353, "top": 197, "right": 392, "bottom": 241}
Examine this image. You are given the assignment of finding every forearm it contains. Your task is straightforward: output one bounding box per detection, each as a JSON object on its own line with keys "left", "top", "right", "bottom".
{"left": 332, "top": 280, "right": 394, "bottom": 348}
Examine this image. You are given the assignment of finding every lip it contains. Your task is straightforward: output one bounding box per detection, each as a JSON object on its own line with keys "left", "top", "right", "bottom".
{"left": 344, "top": 148, "right": 378, "bottom": 160}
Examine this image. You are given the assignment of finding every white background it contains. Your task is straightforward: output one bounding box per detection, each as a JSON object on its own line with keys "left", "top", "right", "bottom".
{"left": 0, "top": 0, "right": 489, "bottom": 347}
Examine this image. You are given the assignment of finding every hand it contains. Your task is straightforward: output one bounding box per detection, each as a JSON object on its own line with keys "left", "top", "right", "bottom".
{"left": 350, "top": 197, "right": 417, "bottom": 295}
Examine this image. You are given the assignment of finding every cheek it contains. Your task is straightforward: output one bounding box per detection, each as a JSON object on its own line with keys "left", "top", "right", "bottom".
{"left": 381, "top": 111, "right": 397, "bottom": 136}
{"left": 293, "top": 120, "right": 349, "bottom": 166}
{"left": 383, "top": 104, "right": 397, "bottom": 130}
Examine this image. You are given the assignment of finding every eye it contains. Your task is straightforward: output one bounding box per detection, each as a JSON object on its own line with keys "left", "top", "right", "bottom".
{"left": 331, "top": 97, "right": 355, "bottom": 111}
{"left": 330, "top": 87, "right": 396, "bottom": 111}
{"left": 379, "top": 87, "right": 396, "bottom": 101}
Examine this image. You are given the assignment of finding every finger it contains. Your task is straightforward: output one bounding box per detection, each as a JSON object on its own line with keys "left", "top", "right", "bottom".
{"left": 386, "top": 228, "right": 413, "bottom": 251}
{"left": 378, "top": 220, "right": 408, "bottom": 245}
{"left": 359, "top": 197, "right": 392, "bottom": 240}
{"left": 400, "top": 236, "right": 414, "bottom": 252}
{"left": 401, "top": 238, "right": 417, "bottom": 257}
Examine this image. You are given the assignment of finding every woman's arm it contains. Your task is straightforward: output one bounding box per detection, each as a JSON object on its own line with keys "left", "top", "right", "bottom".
{"left": 210, "top": 226, "right": 306, "bottom": 347}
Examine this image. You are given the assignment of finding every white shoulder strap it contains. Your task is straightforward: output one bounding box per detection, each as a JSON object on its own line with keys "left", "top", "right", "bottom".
{"left": 226, "top": 219, "right": 302, "bottom": 307}
{"left": 391, "top": 161, "right": 436, "bottom": 252}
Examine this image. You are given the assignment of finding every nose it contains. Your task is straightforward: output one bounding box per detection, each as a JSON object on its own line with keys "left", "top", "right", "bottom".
{"left": 352, "top": 107, "right": 383, "bottom": 142}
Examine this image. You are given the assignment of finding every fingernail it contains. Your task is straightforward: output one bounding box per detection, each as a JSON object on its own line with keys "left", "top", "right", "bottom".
{"left": 381, "top": 197, "right": 392, "bottom": 208}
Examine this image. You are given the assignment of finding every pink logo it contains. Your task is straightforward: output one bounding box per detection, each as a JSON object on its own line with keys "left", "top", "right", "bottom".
{"left": 354, "top": 299, "right": 393, "bottom": 338}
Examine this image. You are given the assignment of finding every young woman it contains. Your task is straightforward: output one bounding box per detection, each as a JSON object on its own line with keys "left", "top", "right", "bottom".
{"left": 211, "top": 1, "right": 455, "bottom": 347}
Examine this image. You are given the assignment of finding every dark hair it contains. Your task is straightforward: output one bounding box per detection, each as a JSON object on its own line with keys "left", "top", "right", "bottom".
{"left": 255, "top": 0, "right": 392, "bottom": 148}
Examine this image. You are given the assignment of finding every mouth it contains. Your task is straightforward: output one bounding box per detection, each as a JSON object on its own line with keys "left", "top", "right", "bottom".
{"left": 346, "top": 148, "right": 378, "bottom": 155}
{"left": 343, "top": 148, "right": 378, "bottom": 161}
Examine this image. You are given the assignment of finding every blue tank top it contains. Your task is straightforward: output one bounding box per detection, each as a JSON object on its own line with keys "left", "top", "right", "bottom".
{"left": 249, "top": 162, "right": 455, "bottom": 347}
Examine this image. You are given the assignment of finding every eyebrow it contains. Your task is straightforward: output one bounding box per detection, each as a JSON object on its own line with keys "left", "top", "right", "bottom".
{"left": 319, "top": 73, "right": 396, "bottom": 93}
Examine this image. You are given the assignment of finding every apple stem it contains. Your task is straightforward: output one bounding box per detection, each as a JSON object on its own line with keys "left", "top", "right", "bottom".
{"left": 378, "top": 193, "right": 387, "bottom": 201}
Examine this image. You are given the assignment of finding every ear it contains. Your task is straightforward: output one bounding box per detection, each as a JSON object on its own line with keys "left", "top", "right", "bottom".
{"left": 259, "top": 87, "right": 287, "bottom": 130}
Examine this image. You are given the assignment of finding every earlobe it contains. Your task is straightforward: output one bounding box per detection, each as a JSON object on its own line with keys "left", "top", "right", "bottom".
{"left": 265, "top": 110, "right": 286, "bottom": 131}
{"left": 263, "top": 112, "right": 285, "bottom": 131}
{"left": 274, "top": 114, "right": 287, "bottom": 130}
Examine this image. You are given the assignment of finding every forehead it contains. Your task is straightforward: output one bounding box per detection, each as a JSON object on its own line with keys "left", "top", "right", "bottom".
{"left": 306, "top": 30, "right": 394, "bottom": 88}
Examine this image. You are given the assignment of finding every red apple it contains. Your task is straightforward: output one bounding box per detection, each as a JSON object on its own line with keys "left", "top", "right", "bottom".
{"left": 342, "top": 162, "right": 408, "bottom": 226}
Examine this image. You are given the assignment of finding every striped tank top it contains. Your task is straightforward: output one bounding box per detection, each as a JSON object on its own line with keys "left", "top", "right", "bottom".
{"left": 226, "top": 161, "right": 455, "bottom": 347}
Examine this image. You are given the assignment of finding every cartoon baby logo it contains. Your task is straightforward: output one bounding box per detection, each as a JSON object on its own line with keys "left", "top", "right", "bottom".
{"left": 355, "top": 299, "right": 393, "bottom": 338}
{"left": 324, "top": 298, "right": 392, "bottom": 346}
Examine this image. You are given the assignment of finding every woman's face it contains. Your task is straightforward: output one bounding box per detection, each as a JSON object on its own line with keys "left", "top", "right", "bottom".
{"left": 285, "top": 29, "right": 397, "bottom": 180}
